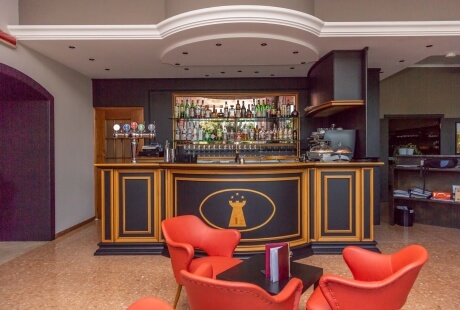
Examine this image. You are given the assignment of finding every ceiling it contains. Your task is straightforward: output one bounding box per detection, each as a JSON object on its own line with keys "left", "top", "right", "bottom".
{"left": 7, "top": 5, "right": 460, "bottom": 80}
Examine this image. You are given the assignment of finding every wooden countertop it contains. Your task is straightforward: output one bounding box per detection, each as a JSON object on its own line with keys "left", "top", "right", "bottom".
{"left": 95, "top": 159, "right": 384, "bottom": 169}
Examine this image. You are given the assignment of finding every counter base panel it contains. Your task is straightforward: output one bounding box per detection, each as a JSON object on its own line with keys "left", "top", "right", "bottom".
{"left": 311, "top": 241, "right": 379, "bottom": 255}
{"left": 94, "top": 242, "right": 165, "bottom": 256}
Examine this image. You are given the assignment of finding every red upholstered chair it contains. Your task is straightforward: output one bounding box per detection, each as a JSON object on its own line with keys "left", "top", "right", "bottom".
{"left": 180, "top": 263, "right": 304, "bottom": 310}
{"left": 306, "top": 245, "right": 428, "bottom": 310}
{"left": 161, "top": 215, "right": 242, "bottom": 308}
{"left": 126, "top": 297, "right": 173, "bottom": 310}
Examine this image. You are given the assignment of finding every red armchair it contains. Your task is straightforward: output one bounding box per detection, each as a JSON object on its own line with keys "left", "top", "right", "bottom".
{"left": 127, "top": 297, "right": 173, "bottom": 310}
{"left": 161, "top": 215, "right": 242, "bottom": 308}
{"left": 306, "top": 245, "right": 428, "bottom": 310}
{"left": 181, "top": 263, "right": 304, "bottom": 310}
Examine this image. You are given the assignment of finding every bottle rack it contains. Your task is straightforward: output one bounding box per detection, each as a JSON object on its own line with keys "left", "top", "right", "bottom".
{"left": 170, "top": 92, "right": 300, "bottom": 159}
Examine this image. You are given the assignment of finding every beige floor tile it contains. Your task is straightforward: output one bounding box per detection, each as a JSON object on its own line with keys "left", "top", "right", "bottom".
{"left": 0, "top": 207, "right": 459, "bottom": 309}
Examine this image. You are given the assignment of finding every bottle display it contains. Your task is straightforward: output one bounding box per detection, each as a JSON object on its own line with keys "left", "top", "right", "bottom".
{"left": 171, "top": 94, "right": 299, "bottom": 158}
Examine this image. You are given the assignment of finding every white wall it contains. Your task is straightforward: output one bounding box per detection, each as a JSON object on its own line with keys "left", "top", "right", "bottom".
{"left": 1, "top": 0, "right": 95, "bottom": 233}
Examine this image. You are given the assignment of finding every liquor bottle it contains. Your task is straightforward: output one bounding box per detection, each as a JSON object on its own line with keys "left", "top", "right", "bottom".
{"left": 246, "top": 106, "right": 252, "bottom": 118}
{"left": 201, "top": 100, "right": 206, "bottom": 118}
{"left": 235, "top": 100, "right": 241, "bottom": 118}
{"left": 186, "top": 122, "right": 193, "bottom": 141}
{"left": 222, "top": 126, "right": 227, "bottom": 142}
{"left": 205, "top": 105, "right": 211, "bottom": 118}
{"left": 241, "top": 101, "right": 246, "bottom": 118}
{"left": 256, "top": 100, "right": 261, "bottom": 118}
{"left": 254, "top": 125, "right": 259, "bottom": 141}
{"left": 190, "top": 100, "right": 195, "bottom": 118}
{"left": 185, "top": 99, "right": 190, "bottom": 118}
{"left": 193, "top": 123, "right": 198, "bottom": 141}
{"left": 181, "top": 125, "right": 187, "bottom": 141}
{"left": 265, "top": 99, "right": 270, "bottom": 118}
{"left": 211, "top": 105, "right": 217, "bottom": 118}
{"left": 217, "top": 108, "right": 224, "bottom": 118}
{"left": 249, "top": 126, "right": 254, "bottom": 140}
{"left": 195, "top": 101, "right": 201, "bottom": 118}
{"left": 271, "top": 102, "right": 277, "bottom": 117}
{"left": 242, "top": 125, "right": 248, "bottom": 141}
{"left": 293, "top": 127, "right": 298, "bottom": 140}
{"left": 198, "top": 125, "right": 203, "bottom": 141}
{"left": 229, "top": 105, "right": 235, "bottom": 118}
{"left": 175, "top": 123, "right": 180, "bottom": 141}
{"left": 224, "top": 101, "right": 229, "bottom": 118}
{"left": 259, "top": 126, "right": 265, "bottom": 140}
{"left": 174, "top": 100, "right": 180, "bottom": 118}
{"left": 180, "top": 100, "right": 185, "bottom": 118}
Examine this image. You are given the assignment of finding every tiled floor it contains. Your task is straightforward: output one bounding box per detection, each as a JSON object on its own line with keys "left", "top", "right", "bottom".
{"left": 0, "top": 210, "right": 459, "bottom": 309}
{"left": 0, "top": 241, "right": 46, "bottom": 265}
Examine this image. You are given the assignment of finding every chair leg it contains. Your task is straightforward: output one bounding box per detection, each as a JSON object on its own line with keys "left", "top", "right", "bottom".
{"left": 173, "top": 284, "right": 182, "bottom": 309}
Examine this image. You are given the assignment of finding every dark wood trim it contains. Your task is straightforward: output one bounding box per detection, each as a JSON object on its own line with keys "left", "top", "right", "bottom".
{"left": 55, "top": 217, "right": 96, "bottom": 239}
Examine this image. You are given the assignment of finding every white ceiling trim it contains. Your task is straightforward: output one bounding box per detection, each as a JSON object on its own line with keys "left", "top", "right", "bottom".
{"left": 156, "top": 5, "right": 324, "bottom": 37}
{"left": 9, "top": 20, "right": 460, "bottom": 42}
{"left": 322, "top": 21, "right": 460, "bottom": 37}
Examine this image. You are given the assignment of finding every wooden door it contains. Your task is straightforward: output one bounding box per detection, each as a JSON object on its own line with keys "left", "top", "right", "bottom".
{"left": 94, "top": 107, "right": 144, "bottom": 218}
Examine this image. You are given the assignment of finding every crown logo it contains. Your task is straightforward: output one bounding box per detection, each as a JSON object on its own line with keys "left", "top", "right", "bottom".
{"left": 228, "top": 192, "right": 247, "bottom": 227}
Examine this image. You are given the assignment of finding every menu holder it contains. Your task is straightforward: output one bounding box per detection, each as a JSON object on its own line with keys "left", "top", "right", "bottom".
{"left": 264, "top": 242, "right": 290, "bottom": 282}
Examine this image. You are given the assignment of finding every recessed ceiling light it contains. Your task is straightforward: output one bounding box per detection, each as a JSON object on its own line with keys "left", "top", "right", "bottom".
{"left": 184, "top": 68, "right": 189, "bottom": 70}
{"left": 445, "top": 52, "right": 457, "bottom": 58}
{"left": 426, "top": 44, "right": 433, "bottom": 48}
{"left": 205, "top": 75, "right": 210, "bottom": 77}
{"left": 293, "top": 51, "right": 299, "bottom": 54}
{"left": 380, "top": 71, "right": 384, "bottom": 74}
{"left": 69, "top": 46, "right": 75, "bottom": 49}
{"left": 301, "top": 61, "right": 306, "bottom": 65}
{"left": 221, "top": 72, "right": 225, "bottom": 74}
{"left": 399, "top": 60, "right": 405, "bottom": 63}
{"left": 216, "top": 43, "right": 222, "bottom": 47}
{"left": 105, "top": 68, "right": 110, "bottom": 71}
{"left": 290, "top": 67, "right": 295, "bottom": 69}
{"left": 182, "top": 52, "right": 188, "bottom": 55}
{"left": 89, "top": 58, "right": 94, "bottom": 61}
{"left": 237, "top": 70, "right": 242, "bottom": 73}
{"left": 270, "top": 74, "right": 275, "bottom": 77}
{"left": 261, "top": 43, "right": 267, "bottom": 46}
{"left": 175, "top": 63, "right": 180, "bottom": 66}
{"left": 254, "top": 71, "right": 259, "bottom": 73}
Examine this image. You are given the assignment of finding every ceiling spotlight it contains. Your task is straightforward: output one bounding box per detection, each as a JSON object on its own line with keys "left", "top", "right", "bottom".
{"left": 216, "top": 43, "right": 222, "bottom": 46}
{"left": 89, "top": 58, "right": 94, "bottom": 61}
{"left": 261, "top": 43, "right": 267, "bottom": 46}
{"left": 175, "top": 63, "right": 180, "bottom": 66}
{"left": 293, "top": 51, "right": 299, "bottom": 54}
{"left": 254, "top": 71, "right": 259, "bottom": 73}
{"left": 445, "top": 52, "right": 457, "bottom": 58}
{"left": 182, "top": 52, "right": 188, "bottom": 55}
{"left": 399, "top": 60, "right": 405, "bottom": 63}
{"left": 426, "top": 44, "right": 433, "bottom": 48}
{"left": 69, "top": 46, "right": 75, "bottom": 49}
{"left": 221, "top": 72, "right": 225, "bottom": 74}
{"left": 105, "top": 68, "right": 110, "bottom": 71}
{"left": 237, "top": 70, "right": 242, "bottom": 73}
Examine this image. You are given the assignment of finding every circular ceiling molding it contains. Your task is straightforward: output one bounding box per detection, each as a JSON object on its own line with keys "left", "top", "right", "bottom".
{"left": 162, "top": 36, "right": 318, "bottom": 67}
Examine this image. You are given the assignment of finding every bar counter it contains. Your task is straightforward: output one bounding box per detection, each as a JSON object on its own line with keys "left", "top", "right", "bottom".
{"left": 94, "top": 159, "right": 383, "bottom": 257}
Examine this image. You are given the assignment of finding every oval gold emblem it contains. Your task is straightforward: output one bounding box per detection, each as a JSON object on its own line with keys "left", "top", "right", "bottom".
{"left": 199, "top": 188, "right": 276, "bottom": 232}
